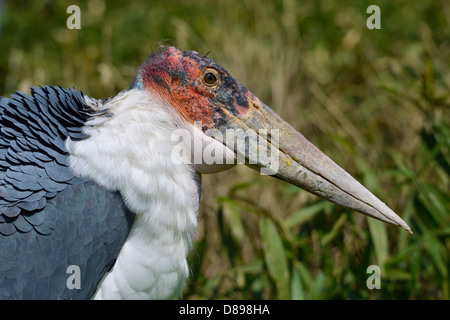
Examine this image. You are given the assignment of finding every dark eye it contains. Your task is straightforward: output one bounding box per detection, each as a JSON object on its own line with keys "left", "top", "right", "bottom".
{"left": 202, "top": 68, "right": 220, "bottom": 87}
{"left": 204, "top": 73, "right": 217, "bottom": 85}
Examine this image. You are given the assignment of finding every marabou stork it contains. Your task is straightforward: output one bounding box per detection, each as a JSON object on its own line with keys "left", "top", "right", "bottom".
{"left": 0, "top": 46, "right": 411, "bottom": 300}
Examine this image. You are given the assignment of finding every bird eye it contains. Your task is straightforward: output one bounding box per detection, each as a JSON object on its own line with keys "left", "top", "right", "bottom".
{"left": 204, "top": 73, "right": 216, "bottom": 85}
{"left": 202, "top": 68, "right": 220, "bottom": 87}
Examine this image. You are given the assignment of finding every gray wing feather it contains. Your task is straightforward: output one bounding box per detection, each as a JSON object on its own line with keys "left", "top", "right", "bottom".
{"left": 0, "top": 86, "right": 135, "bottom": 299}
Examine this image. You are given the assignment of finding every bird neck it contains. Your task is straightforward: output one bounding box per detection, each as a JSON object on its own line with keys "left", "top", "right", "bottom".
{"left": 67, "top": 89, "right": 201, "bottom": 299}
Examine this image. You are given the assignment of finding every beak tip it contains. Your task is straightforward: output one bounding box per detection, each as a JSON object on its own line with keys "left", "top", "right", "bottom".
{"left": 385, "top": 210, "right": 412, "bottom": 234}
{"left": 401, "top": 222, "right": 413, "bottom": 234}
{"left": 376, "top": 204, "right": 412, "bottom": 234}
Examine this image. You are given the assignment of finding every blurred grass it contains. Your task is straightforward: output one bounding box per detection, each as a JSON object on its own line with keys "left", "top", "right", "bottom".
{"left": 1, "top": 0, "right": 449, "bottom": 299}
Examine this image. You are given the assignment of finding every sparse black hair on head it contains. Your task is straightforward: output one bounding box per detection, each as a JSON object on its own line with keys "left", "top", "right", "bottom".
{"left": 130, "top": 41, "right": 174, "bottom": 89}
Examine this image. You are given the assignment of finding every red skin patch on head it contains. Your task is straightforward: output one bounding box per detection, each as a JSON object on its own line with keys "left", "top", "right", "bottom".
{"left": 139, "top": 46, "right": 250, "bottom": 131}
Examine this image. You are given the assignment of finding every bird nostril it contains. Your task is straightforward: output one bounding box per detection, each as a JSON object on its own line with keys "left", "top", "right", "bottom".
{"left": 253, "top": 103, "right": 260, "bottom": 110}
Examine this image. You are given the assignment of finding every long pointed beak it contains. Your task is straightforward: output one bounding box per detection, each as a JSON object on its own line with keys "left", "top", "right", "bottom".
{"left": 210, "top": 92, "right": 411, "bottom": 233}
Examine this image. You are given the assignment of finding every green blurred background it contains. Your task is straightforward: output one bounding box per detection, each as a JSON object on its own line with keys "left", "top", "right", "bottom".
{"left": 0, "top": 0, "right": 448, "bottom": 299}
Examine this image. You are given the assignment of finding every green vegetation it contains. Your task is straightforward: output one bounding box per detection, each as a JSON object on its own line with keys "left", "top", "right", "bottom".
{"left": 1, "top": 0, "right": 448, "bottom": 299}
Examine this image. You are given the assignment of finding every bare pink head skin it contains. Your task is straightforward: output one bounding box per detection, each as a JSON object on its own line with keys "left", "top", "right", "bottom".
{"left": 131, "top": 46, "right": 411, "bottom": 232}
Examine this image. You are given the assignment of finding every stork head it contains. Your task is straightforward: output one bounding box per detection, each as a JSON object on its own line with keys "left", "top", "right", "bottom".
{"left": 130, "top": 46, "right": 411, "bottom": 232}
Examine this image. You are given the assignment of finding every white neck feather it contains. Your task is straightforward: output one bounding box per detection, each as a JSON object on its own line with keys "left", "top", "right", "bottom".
{"left": 66, "top": 89, "right": 200, "bottom": 299}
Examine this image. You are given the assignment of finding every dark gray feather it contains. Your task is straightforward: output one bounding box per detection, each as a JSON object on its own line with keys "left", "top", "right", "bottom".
{"left": 0, "top": 86, "right": 135, "bottom": 299}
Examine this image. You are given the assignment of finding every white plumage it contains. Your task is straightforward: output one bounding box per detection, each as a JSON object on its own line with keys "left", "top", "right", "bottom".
{"left": 68, "top": 89, "right": 200, "bottom": 299}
